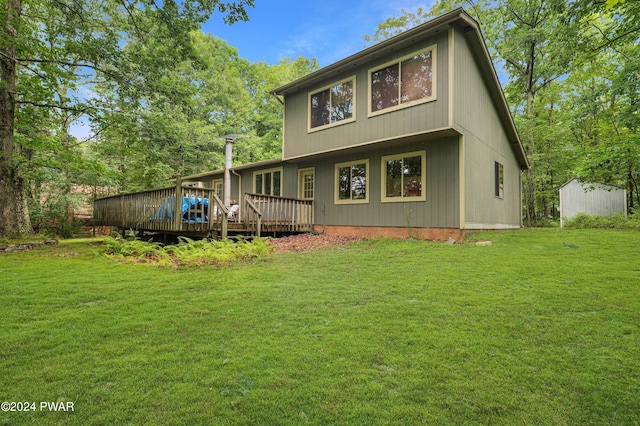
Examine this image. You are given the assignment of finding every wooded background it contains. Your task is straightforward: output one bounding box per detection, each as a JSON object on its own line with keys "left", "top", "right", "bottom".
{"left": 1, "top": 0, "right": 638, "bottom": 236}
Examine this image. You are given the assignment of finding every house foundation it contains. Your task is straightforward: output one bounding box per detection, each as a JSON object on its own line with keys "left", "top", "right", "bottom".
{"left": 314, "top": 225, "right": 469, "bottom": 241}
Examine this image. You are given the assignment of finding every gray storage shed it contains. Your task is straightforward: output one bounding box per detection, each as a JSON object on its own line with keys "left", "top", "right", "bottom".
{"left": 559, "top": 178, "right": 627, "bottom": 227}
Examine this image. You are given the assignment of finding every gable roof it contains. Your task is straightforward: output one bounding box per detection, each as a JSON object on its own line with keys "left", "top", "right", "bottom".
{"left": 559, "top": 178, "right": 625, "bottom": 192}
{"left": 271, "top": 8, "right": 529, "bottom": 170}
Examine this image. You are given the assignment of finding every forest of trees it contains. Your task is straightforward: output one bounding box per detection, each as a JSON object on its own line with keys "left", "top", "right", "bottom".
{"left": 0, "top": 0, "right": 316, "bottom": 236}
{"left": 0, "top": 0, "right": 638, "bottom": 237}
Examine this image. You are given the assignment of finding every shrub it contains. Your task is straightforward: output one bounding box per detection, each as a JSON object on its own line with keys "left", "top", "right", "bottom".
{"left": 564, "top": 212, "right": 640, "bottom": 230}
{"left": 102, "top": 236, "right": 272, "bottom": 267}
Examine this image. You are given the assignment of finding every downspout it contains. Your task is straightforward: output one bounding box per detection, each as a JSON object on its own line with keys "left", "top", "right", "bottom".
{"left": 520, "top": 169, "right": 525, "bottom": 228}
{"left": 232, "top": 168, "right": 242, "bottom": 217}
{"left": 272, "top": 93, "right": 286, "bottom": 162}
{"left": 224, "top": 137, "right": 233, "bottom": 208}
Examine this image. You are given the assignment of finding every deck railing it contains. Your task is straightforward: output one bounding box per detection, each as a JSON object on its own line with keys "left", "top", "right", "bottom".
{"left": 93, "top": 182, "right": 314, "bottom": 238}
{"left": 93, "top": 178, "right": 229, "bottom": 237}
{"left": 243, "top": 193, "right": 314, "bottom": 236}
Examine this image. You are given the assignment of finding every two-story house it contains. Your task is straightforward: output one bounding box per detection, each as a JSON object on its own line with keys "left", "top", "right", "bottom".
{"left": 181, "top": 8, "right": 528, "bottom": 240}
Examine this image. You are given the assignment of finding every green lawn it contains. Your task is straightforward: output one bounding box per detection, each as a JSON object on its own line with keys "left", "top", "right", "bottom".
{"left": 1, "top": 229, "right": 639, "bottom": 425}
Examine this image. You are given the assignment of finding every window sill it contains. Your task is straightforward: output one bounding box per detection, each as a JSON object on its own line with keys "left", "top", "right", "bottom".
{"left": 308, "top": 117, "right": 356, "bottom": 133}
{"left": 368, "top": 96, "right": 437, "bottom": 118}
{"left": 381, "top": 197, "right": 426, "bottom": 203}
{"left": 334, "top": 199, "right": 369, "bottom": 205}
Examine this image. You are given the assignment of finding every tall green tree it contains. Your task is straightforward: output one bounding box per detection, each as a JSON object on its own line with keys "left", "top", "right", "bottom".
{"left": 493, "top": 0, "right": 579, "bottom": 226}
{"left": 0, "top": 0, "right": 254, "bottom": 237}
{"left": 570, "top": 0, "right": 640, "bottom": 210}
{"left": 88, "top": 32, "right": 317, "bottom": 192}
{"left": 239, "top": 56, "right": 319, "bottom": 164}
{"left": 89, "top": 32, "right": 254, "bottom": 191}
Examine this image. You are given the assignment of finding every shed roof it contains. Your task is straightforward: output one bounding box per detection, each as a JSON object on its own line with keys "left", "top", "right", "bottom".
{"left": 559, "top": 178, "right": 625, "bottom": 192}
{"left": 271, "top": 8, "right": 529, "bottom": 170}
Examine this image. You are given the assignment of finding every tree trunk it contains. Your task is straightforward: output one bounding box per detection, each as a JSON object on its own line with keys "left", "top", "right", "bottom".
{"left": 524, "top": 90, "right": 537, "bottom": 227}
{"left": 630, "top": 166, "right": 638, "bottom": 212}
{"left": 524, "top": 168, "right": 536, "bottom": 227}
{"left": 0, "top": 0, "right": 33, "bottom": 237}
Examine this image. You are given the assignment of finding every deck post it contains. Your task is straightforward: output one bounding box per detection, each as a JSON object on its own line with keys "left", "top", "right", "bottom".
{"left": 221, "top": 212, "right": 228, "bottom": 239}
{"left": 256, "top": 215, "right": 261, "bottom": 238}
{"left": 174, "top": 176, "right": 182, "bottom": 232}
{"left": 211, "top": 194, "right": 229, "bottom": 240}
{"left": 119, "top": 196, "right": 124, "bottom": 228}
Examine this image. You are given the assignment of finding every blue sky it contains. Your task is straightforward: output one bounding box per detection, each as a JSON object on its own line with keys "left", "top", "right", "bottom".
{"left": 203, "top": 0, "right": 435, "bottom": 67}
{"left": 71, "top": 1, "right": 433, "bottom": 139}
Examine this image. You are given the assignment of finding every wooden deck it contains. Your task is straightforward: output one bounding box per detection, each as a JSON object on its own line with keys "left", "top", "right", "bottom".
{"left": 93, "top": 181, "right": 314, "bottom": 238}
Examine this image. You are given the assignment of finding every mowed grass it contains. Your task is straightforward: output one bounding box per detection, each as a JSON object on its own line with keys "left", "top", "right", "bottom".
{"left": 1, "top": 229, "right": 639, "bottom": 425}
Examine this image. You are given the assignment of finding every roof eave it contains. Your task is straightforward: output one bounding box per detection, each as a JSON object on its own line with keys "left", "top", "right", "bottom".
{"left": 181, "top": 158, "right": 283, "bottom": 181}
{"left": 457, "top": 14, "right": 530, "bottom": 170}
{"left": 270, "top": 8, "right": 530, "bottom": 171}
{"left": 271, "top": 8, "right": 468, "bottom": 97}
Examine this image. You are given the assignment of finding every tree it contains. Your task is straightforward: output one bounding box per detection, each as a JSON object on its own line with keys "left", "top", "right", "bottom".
{"left": 90, "top": 32, "right": 254, "bottom": 191}
{"left": 570, "top": 0, "right": 640, "bottom": 211}
{"left": 241, "top": 56, "right": 319, "bottom": 163}
{"left": 493, "top": 0, "right": 580, "bottom": 226}
{"left": 566, "top": 43, "right": 640, "bottom": 211}
{"left": 1, "top": 0, "right": 31, "bottom": 236}
{"left": 364, "top": 6, "right": 435, "bottom": 46}
{"left": 87, "top": 32, "right": 317, "bottom": 192}
{"left": 0, "top": 0, "right": 254, "bottom": 237}
{"left": 572, "top": 0, "right": 640, "bottom": 51}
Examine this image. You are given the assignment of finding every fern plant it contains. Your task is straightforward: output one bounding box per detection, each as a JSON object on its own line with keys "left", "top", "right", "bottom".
{"left": 103, "top": 236, "right": 272, "bottom": 268}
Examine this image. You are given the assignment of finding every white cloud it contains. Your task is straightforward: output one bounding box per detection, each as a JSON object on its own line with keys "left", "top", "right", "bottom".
{"left": 283, "top": 0, "right": 437, "bottom": 66}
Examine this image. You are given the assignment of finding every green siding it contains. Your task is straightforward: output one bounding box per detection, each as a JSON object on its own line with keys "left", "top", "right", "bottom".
{"left": 453, "top": 27, "right": 522, "bottom": 228}
{"left": 282, "top": 31, "right": 450, "bottom": 160}
{"left": 308, "top": 137, "right": 459, "bottom": 229}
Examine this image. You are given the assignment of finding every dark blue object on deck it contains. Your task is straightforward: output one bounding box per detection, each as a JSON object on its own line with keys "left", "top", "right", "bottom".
{"left": 151, "top": 196, "right": 209, "bottom": 223}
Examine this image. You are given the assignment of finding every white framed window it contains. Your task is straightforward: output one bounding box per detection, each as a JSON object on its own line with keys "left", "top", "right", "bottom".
{"left": 309, "top": 76, "right": 356, "bottom": 132}
{"left": 298, "top": 168, "right": 315, "bottom": 200}
{"left": 381, "top": 151, "right": 426, "bottom": 203}
{"left": 253, "top": 167, "right": 283, "bottom": 196}
{"left": 334, "top": 160, "right": 369, "bottom": 204}
{"left": 368, "top": 45, "right": 437, "bottom": 117}
{"left": 212, "top": 179, "right": 223, "bottom": 197}
{"left": 495, "top": 162, "right": 504, "bottom": 199}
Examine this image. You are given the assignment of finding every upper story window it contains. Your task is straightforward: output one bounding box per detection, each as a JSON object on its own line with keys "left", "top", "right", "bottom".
{"left": 309, "top": 76, "right": 356, "bottom": 131}
{"left": 368, "top": 45, "right": 437, "bottom": 116}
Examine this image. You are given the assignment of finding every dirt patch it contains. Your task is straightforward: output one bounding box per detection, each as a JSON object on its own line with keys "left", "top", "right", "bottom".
{"left": 267, "top": 234, "right": 365, "bottom": 253}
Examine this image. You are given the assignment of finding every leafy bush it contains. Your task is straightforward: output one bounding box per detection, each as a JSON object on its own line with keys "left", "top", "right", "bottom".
{"left": 564, "top": 212, "right": 640, "bottom": 230}
{"left": 103, "top": 236, "right": 272, "bottom": 267}
{"left": 535, "top": 218, "right": 560, "bottom": 228}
